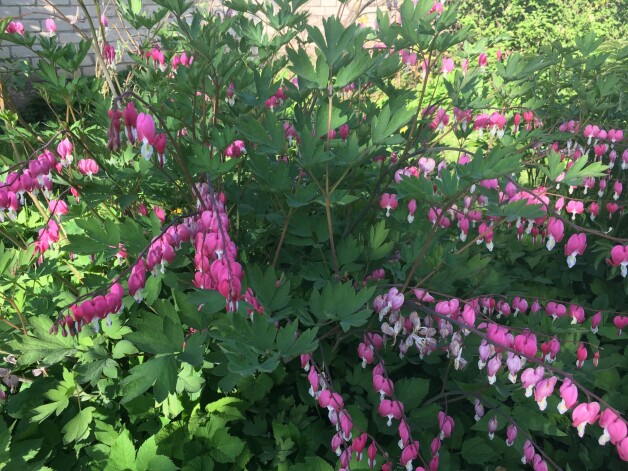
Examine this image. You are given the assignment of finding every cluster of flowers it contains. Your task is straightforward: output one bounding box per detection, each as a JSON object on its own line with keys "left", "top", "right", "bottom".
{"left": 379, "top": 115, "right": 626, "bottom": 273}
{"left": 304, "top": 334, "right": 532, "bottom": 471}
{"left": 300, "top": 354, "right": 389, "bottom": 471}
{"left": 4, "top": 21, "right": 25, "bottom": 35}
{"left": 398, "top": 48, "right": 492, "bottom": 78}
{"left": 59, "top": 184, "right": 263, "bottom": 335}
{"left": 225, "top": 140, "right": 246, "bottom": 158}
{"left": 369, "top": 286, "right": 628, "bottom": 464}
{"left": 108, "top": 102, "right": 167, "bottom": 164}
{"left": 5, "top": 12, "right": 111, "bottom": 38}
{"left": 146, "top": 47, "right": 168, "bottom": 72}
{"left": 366, "top": 344, "right": 436, "bottom": 471}
{"left": 144, "top": 47, "right": 194, "bottom": 73}
{"left": 324, "top": 124, "right": 350, "bottom": 141}
{"left": 0, "top": 150, "right": 57, "bottom": 222}
{"left": 171, "top": 51, "right": 193, "bottom": 71}
{"left": 265, "top": 87, "right": 286, "bottom": 111}
{"left": 57, "top": 283, "right": 124, "bottom": 336}
{"left": 0, "top": 137, "right": 97, "bottom": 224}
{"left": 191, "top": 183, "right": 263, "bottom": 314}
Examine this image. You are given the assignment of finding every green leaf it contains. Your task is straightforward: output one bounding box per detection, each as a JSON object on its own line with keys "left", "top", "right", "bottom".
{"left": 112, "top": 340, "right": 139, "bottom": 359}
{"left": 340, "top": 308, "right": 372, "bottom": 332}
{"left": 135, "top": 436, "right": 157, "bottom": 471}
{"left": 106, "top": 431, "right": 136, "bottom": 471}
{"left": 145, "top": 456, "right": 177, "bottom": 471}
{"left": 31, "top": 370, "right": 76, "bottom": 422}
{"left": 119, "top": 355, "right": 178, "bottom": 404}
{"left": 176, "top": 363, "right": 205, "bottom": 396}
{"left": 371, "top": 97, "right": 414, "bottom": 144}
{"left": 125, "top": 306, "right": 183, "bottom": 354}
{"left": 368, "top": 220, "right": 394, "bottom": 260}
{"left": 62, "top": 407, "right": 94, "bottom": 444}
{"left": 181, "top": 457, "right": 214, "bottom": 471}
{"left": 290, "top": 456, "right": 334, "bottom": 471}
{"left": 206, "top": 397, "right": 244, "bottom": 422}
{"left": 178, "top": 331, "right": 208, "bottom": 366}
{"left": 336, "top": 50, "right": 377, "bottom": 88}
{"left": 209, "top": 429, "right": 245, "bottom": 463}
{"left": 562, "top": 159, "right": 607, "bottom": 187}
{"left": 14, "top": 316, "right": 77, "bottom": 366}
{"left": 394, "top": 378, "right": 430, "bottom": 409}
{"left": 460, "top": 436, "right": 498, "bottom": 464}
{"left": 287, "top": 48, "right": 324, "bottom": 87}
{"left": 315, "top": 102, "right": 346, "bottom": 137}
{"left": 129, "top": 0, "right": 142, "bottom": 15}
{"left": 0, "top": 418, "right": 11, "bottom": 468}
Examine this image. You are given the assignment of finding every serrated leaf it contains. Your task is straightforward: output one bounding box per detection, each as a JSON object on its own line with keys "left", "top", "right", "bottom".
{"left": 106, "top": 431, "right": 136, "bottom": 471}
{"left": 135, "top": 436, "right": 157, "bottom": 471}
{"left": 206, "top": 397, "right": 244, "bottom": 422}
{"left": 112, "top": 340, "right": 139, "bottom": 359}
{"left": 62, "top": 407, "right": 94, "bottom": 444}
{"left": 146, "top": 456, "right": 177, "bottom": 471}
{"left": 119, "top": 355, "right": 178, "bottom": 404}
{"left": 14, "top": 316, "right": 77, "bottom": 366}
{"left": 209, "top": 428, "right": 245, "bottom": 463}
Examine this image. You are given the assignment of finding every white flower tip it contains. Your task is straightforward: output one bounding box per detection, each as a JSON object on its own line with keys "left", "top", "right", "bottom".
{"left": 577, "top": 423, "right": 586, "bottom": 437}
{"left": 557, "top": 401, "right": 567, "bottom": 414}
{"left": 537, "top": 398, "right": 547, "bottom": 411}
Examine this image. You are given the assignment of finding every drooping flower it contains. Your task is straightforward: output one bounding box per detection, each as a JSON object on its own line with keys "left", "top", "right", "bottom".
{"left": 520, "top": 366, "right": 544, "bottom": 397}
{"left": 565, "top": 233, "right": 587, "bottom": 268}
{"left": 123, "top": 102, "right": 139, "bottom": 143}
{"left": 48, "top": 199, "right": 68, "bottom": 216}
{"left": 136, "top": 113, "right": 156, "bottom": 159}
{"left": 407, "top": 199, "right": 417, "bottom": 223}
{"left": 487, "top": 416, "right": 498, "bottom": 440}
{"left": 380, "top": 193, "right": 398, "bottom": 217}
{"left": 598, "top": 409, "right": 627, "bottom": 446}
{"left": 441, "top": 57, "right": 454, "bottom": 77}
{"left": 506, "top": 424, "right": 517, "bottom": 446}
{"left": 566, "top": 200, "right": 584, "bottom": 220}
{"left": 154, "top": 133, "right": 167, "bottom": 167}
{"left": 103, "top": 42, "right": 116, "bottom": 65}
{"left": 534, "top": 376, "right": 557, "bottom": 411}
{"left": 572, "top": 402, "right": 600, "bottom": 437}
{"left": 461, "top": 58, "right": 469, "bottom": 75}
{"left": 557, "top": 378, "right": 578, "bottom": 414}
{"left": 607, "top": 245, "right": 628, "bottom": 278}
{"left": 45, "top": 18, "right": 57, "bottom": 35}
{"left": 5, "top": 21, "right": 25, "bottom": 35}
{"left": 57, "top": 138, "right": 74, "bottom": 167}
{"left": 400, "top": 441, "right": 420, "bottom": 470}
{"left": 438, "top": 411, "right": 454, "bottom": 439}
{"left": 545, "top": 217, "right": 564, "bottom": 251}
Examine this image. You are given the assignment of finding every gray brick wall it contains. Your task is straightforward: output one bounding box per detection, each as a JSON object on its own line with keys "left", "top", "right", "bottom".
{"left": 1, "top": 0, "right": 384, "bottom": 75}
